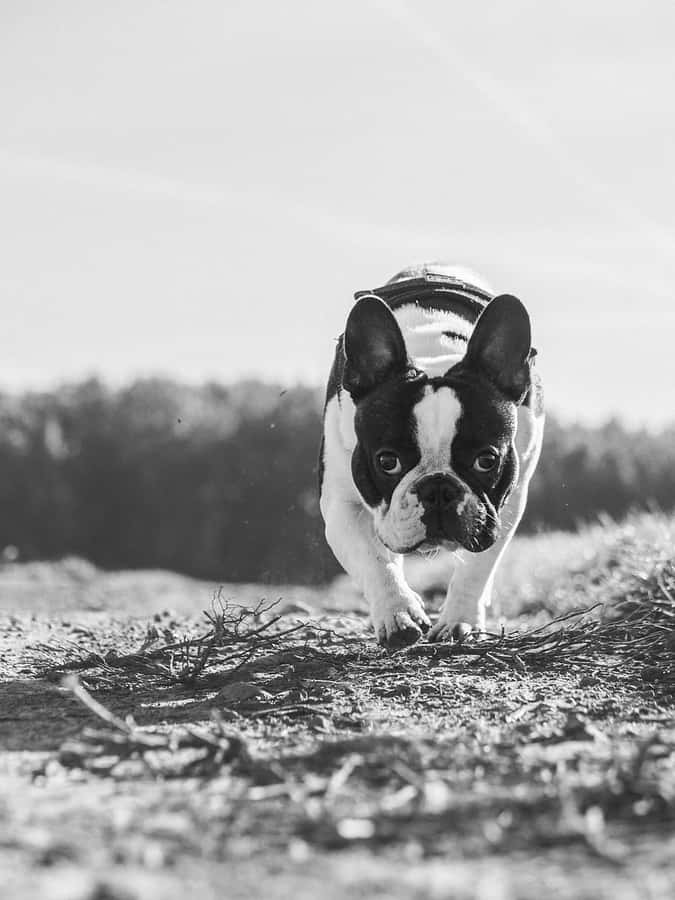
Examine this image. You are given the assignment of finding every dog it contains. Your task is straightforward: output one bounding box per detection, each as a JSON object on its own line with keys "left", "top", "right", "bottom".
{"left": 319, "top": 263, "right": 544, "bottom": 648}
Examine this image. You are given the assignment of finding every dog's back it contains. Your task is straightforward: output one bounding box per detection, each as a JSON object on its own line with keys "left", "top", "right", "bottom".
{"left": 367, "top": 263, "right": 493, "bottom": 378}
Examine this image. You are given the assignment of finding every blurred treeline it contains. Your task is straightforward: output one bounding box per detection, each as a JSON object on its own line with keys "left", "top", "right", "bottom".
{"left": 0, "top": 378, "right": 673, "bottom": 584}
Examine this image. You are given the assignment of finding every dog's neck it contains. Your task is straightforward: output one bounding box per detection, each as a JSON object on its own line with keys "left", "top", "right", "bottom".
{"left": 393, "top": 303, "right": 470, "bottom": 377}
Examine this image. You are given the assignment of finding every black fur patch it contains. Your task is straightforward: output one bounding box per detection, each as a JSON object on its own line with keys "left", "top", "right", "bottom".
{"left": 444, "top": 373, "right": 519, "bottom": 518}
{"left": 350, "top": 375, "right": 428, "bottom": 507}
{"left": 459, "top": 294, "right": 533, "bottom": 404}
{"left": 343, "top": 296, "right": 410, "bottom": 401}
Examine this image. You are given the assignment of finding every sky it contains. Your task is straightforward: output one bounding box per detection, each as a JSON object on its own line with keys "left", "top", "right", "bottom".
{"left": 1, "top": 0, "right": 674, "bottom": 427}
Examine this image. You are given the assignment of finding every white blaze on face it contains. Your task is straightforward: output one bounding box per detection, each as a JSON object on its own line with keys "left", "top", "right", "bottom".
{"left": 373, "top": 385, "right": 466, "bottom": 553}
{"left": 413, "top": 386, "right": 462, "bottom": 470}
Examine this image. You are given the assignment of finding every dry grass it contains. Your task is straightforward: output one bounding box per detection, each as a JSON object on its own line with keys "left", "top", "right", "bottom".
{"left": 32, "top": 513, "right": 675, "bottom": 697}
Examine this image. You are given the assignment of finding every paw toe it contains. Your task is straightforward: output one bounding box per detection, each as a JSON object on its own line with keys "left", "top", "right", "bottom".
{"left": 427, "top": 623, "right": 450, "bottom": 643}
{"left": 428, "top": 620, "right": 475, "bottom": 644}
{"left": 413, "top": 610, "right": 431, "bottom": 633}
{"left": 451, "top": 622, "right": 474, "bottom": 643}
{"left": 386, "top": 624, "right": 422, "bottom": 650}
{"left": 379, "top": 612, "right": 424, "bottom": 650}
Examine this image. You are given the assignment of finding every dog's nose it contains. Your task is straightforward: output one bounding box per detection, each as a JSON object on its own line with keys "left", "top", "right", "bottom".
{"left": 414, "top": 474, "right": 461, "bottom": 511}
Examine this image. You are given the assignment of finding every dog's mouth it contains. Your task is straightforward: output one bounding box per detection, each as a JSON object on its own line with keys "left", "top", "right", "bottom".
{"left": 415, "top": 538, "right": 459, "bottom": 555}
{"left": 384, "top": 537, "right": 459, "bottom": 556}
{"left": 418, "top": 496, "right": 501, "bottom": 554}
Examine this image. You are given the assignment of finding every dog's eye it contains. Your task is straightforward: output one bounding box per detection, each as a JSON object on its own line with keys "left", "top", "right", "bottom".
{"left": 376, "top": 451, "right": 402, "bottom": 475}
{"left": 473, "top": 450, "right": 499, "bottom": 473}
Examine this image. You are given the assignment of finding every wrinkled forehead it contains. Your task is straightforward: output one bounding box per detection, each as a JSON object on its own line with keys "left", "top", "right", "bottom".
{"left": 353, "top": 377, "right": 515, "bottom": 454}
{"left": 413, "top": 381, "right": 517, "bottom": 461}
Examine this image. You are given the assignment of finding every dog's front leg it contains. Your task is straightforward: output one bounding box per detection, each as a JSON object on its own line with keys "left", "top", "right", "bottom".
{"left": 429, "top": 405, "right": 544, "bottom": 642}
{"left": 322, "top": 497, "right": 430, "bottom": 648}
{"left": 429, "top": 473, "right": 532, "bottom": 642}
{"left": 429, "top": 536, "right": 512, "bottom": 641}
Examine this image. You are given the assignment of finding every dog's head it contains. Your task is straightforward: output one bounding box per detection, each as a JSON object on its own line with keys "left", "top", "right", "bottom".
{"left": 342, "top": 294, "right": 534, "bottom": 554}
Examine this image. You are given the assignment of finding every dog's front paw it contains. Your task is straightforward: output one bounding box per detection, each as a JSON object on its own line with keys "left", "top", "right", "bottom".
{"left": 427, "top": 620, "right": 478, "bottom": 644}
{"left": 373, "top": 593, "right": 431, "bottom": 650}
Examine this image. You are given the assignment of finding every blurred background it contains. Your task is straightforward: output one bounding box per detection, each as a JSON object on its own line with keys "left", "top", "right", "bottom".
{"left": 1, "top": 1, "right": 674, "bottom": 584}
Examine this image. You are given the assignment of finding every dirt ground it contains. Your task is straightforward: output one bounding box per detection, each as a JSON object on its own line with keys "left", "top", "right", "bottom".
{"left": 1, "top": 514, "right": 673, "bottom": 900}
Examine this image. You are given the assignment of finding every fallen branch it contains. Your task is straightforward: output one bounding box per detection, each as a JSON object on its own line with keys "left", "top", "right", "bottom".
{"left": 59, "top": 675, "right": 254, "bottom": 778}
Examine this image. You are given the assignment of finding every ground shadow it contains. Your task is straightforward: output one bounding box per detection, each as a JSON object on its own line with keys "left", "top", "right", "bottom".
{"left": 0, "top": 677, "right": 215, "bottom": 752}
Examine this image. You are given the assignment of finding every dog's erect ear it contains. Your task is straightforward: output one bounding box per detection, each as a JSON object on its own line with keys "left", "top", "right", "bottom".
{"left": 343, "top": 295, "right": 409, "bottom": 398}
{"left": 462, "top": 295, "right": 533, "bottom": 402}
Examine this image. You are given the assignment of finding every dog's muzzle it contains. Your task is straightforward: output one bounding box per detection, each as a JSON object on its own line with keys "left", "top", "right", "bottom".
{"left": 413, "top": 473, "right": 467, "bottom": 543}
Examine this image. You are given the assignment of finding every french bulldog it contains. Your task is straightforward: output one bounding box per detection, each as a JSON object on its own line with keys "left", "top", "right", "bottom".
{"left": 319, "top": 263, "right": 544, "bottom": 648}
